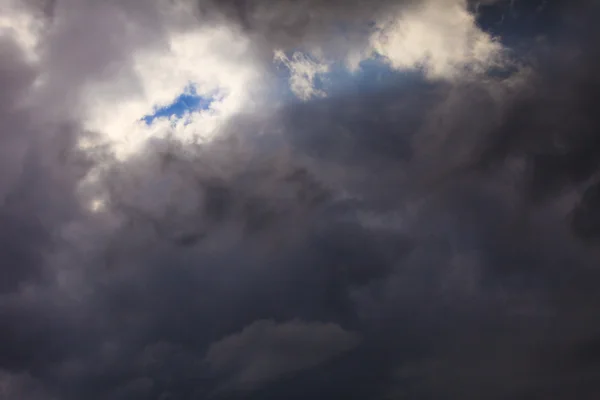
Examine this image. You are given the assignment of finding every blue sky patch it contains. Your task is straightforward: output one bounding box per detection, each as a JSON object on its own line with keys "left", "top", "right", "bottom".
{"left": 274, "top": 52, "right": 402, "bottom": 102}
{"left": 142, "top": 85, "right": 214, "bottom": 125}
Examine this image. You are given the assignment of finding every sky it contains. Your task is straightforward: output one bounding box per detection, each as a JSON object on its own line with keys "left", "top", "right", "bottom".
{"left": 141, "top": 85, "right": 214, "bottom": 126}
{"left": 1, "top": 0, "right": 600, "bottom": 399}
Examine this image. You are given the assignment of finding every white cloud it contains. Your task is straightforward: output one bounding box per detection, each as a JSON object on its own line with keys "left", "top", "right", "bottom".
{"left": 365, "top": 0, "right": 505, "bottom": 79}
{"left": 274, "top": 50, "right": 330, "bottom": 101}
{"left": 80, "top": 24, "right": 268, "bottom": 158}
{"left": 271, "top": 0, "right": 507, "bottom": 93}
{"left": 9, "top": 1, "right": 270, "bottom": 160}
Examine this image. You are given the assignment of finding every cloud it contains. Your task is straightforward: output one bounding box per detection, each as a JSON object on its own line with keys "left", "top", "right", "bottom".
{"left": 366, "top": 0, "right": 506, "bottom": 79}
{"left": 205, "top": 320, "right": 360, "bottom": 390}
{"left": 28, "top": 0, "right": 269, "bottom": 158}
{"left": 0, "top": 0, "right": 46, "bottom": 63}
{"left": 0, "top": 370, "right": 52, "bottom": 400}
{"left": 0, "top": 0, "right": 600, "bottom": 399}
{"left": 274, "top": 50, "right": 330, "bottom": 100}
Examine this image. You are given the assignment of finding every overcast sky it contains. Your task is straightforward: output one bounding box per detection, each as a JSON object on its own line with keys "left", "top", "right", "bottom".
{"left": 1, "top": 0, "right": 600, "bottom": 399}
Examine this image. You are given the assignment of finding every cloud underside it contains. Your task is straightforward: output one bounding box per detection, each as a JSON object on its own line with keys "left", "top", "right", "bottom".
{"left": 1, "top": 0, "right": 600, "bottom": 399}
{"left": 205, "top": 320, "right": 360, "bottom": 391}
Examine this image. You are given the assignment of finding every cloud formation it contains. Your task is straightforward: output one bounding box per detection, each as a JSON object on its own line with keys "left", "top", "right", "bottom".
{"left": 205, "top": 319, "right": 360, "bottom": 391}
{"left": 1, "top": 0, "right": 600, "bottom": 399}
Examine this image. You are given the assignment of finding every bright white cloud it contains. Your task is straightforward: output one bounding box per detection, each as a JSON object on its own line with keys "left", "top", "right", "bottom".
{"left": 7, "top": 0, "right": 269, "bottom": 160}
{"left": 81, "top": 24, "right": 267, "bottom": 158}
{"left": 271, "top": 0, "right": 506, "bottom": 99}
{"left": 366, "top": 0, "right": 505, "bottom": 79}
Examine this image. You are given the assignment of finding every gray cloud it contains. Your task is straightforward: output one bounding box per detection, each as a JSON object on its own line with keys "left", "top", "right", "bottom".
{"left": 205, "top": 320, "right": 360, "bottom": 391}
{"left": 0, "top": 0, "right": 600, "bottom": 399}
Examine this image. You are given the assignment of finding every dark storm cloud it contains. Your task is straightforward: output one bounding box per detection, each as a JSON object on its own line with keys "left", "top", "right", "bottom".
{"left": 196, "top": 0, "right": 403, "bottom": 47}
{"left": 198, "top": 0, "right": 506, "bottom": 36}
{"left": 1, "top": 0, "right": 600, "bottom": 399}
{"left": 0, "top": 14, "right": 99, "bottom": 399}
{"left": 205, "top": 319, "right": 360, "bottom": 391}
{"left": 0, "top": 31, "right": 92, "bottom": 296}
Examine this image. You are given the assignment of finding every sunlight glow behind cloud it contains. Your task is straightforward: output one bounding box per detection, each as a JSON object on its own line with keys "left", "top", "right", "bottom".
{"left": 45, "top": 0, "right": 506, "bottom": 161}
{"left": 76, "top": 24, "right": 266, "bottom": 159}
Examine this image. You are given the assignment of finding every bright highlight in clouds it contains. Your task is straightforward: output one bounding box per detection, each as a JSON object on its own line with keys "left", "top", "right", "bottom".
{"left": 8, "top": 0, "right": 505, "bottom": 159}
{"left": 78, "top": 24, "right": 266, "bottom": 158}
{"left": 273, "top": 0, "right": 505, "bottom": 102}
{"left": 368, "top": 0, "right": 505, "bottom": 79}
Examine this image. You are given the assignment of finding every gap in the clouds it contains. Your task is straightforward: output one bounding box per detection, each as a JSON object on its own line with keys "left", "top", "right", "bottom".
{"left": 142, "top": 84, "right": 214, "bottom": 125}
{"left": 276, "top": 47, "right": 522, "bottom": 105}
{"left": 275, "top": 50, "right": 426, "bottom": 103}
{"left": 316, "top": 57, "right": 430, "bottom": 101}
{"left": 327, "top": 57, "right": 419, "bottom": 92}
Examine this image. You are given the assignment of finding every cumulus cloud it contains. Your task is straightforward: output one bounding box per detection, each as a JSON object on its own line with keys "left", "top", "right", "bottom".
{"left": 367, "top": 0, "right": 506, "bottom": 79}
{"left": 1, "top": 0, "right": 600, "bottom": 399}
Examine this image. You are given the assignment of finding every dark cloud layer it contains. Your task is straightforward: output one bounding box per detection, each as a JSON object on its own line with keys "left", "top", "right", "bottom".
{"left": 1, "top": 0, "right": 600, "bottom": 399}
